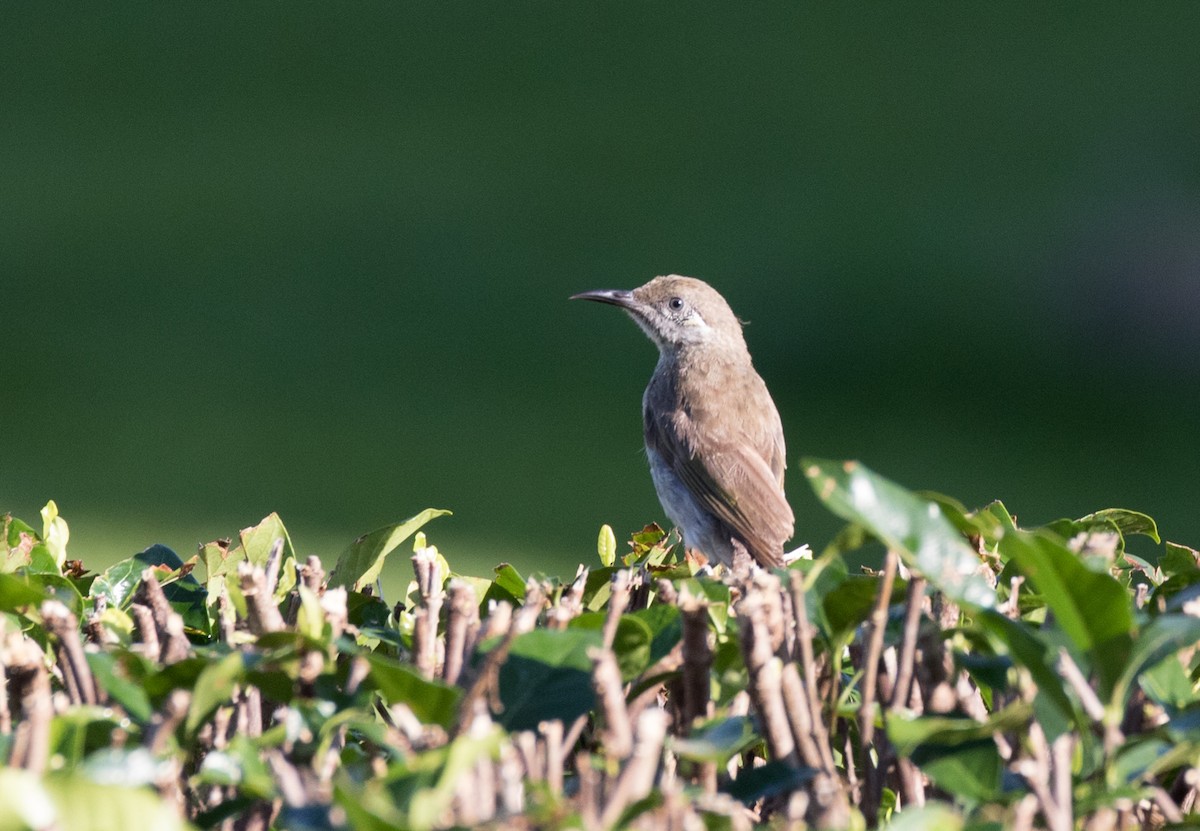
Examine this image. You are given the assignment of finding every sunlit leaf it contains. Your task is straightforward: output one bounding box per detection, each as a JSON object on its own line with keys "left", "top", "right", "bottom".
{"left": 0, "top": 769, "right": 57, "bottom": 831}
{"left": 490, "top": 562, "right": 526, "bottom": 602}
{"left": 40, "top": 500, "right": 69, "bottom": 569}
{"left": 366, "top": 654, "right": 462, "bottom": 730}
{"left": 1079, "top": 509, "right": 1160, "bottom": 545}
{"left": 597, "top": 524, "right": 617, "bottom": 568}
{"left": 803, "top": 459, "right": 995, "bottom": 608}
{"left": 328, "top": 509, "right": 451, "bottom": 591}
{"left": 43, "top": 774, "right": 186, "bottom": 831}
{"left": 885, "top": 803, "right": 964, "bottom": 831}
{"left": 1000, "top": 528, "right": 1133, "bottom": 697}
{"left": 1111, "top": 615, "right": 1200, "bottom": 711}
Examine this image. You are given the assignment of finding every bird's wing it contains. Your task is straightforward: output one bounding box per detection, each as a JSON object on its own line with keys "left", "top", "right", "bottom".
{"left": 645, "top": 408, "right": 795, "bottom": 568}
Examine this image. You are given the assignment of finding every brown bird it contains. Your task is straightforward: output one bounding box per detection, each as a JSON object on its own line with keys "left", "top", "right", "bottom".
{"left": 572, "top": 275, "right": 794, "bottom": 568}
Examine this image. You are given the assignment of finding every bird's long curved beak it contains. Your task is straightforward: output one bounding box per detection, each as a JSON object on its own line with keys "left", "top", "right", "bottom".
{"left": 569, "top": 289, "right": 636, "bottom": 308}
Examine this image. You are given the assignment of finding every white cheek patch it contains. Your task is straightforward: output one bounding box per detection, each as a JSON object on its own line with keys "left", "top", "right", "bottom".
{"left": 683, "top": 314, "right": 711, "bottom": 332}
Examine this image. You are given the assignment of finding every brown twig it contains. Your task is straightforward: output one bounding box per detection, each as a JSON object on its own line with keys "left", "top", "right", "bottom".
{"left": 239, "top": 562, "right": 285, "bottom": 635}
{"left": 453, "top": 583, "right": 546, "bottom": 739}
{"left": 859, "top": 548, "right": 898, "bottom": 823}
{"left": 443, "top": 579, "right": 479, "bottom": 686}
{"left": 590, "top": 647, "right": 633, "bottom": 760}
{"left": 603, "top": 570, "right": 632, "bottom": 650}
{"left": 678, "top": 590, "right": 712, "bottom": 732}
{"left": 597, "top": 709, "right": 668, "bottom": 829}
{"left": 412, "top": 545, "right": 445, "bottom": 678}
{"left": 890, "top": 576, "right": 925, "bottom": 712}
{"left": 786, "top": 571, "right": 837, "bottom": 770}
{"left": 738, "top": 593, "right": 799, "bottom": 767}
{"left": 42, "top": 600, "right": 99, "bottom": 706}
{"left": 4, "top": 633, "right": 52, "bottom": 773}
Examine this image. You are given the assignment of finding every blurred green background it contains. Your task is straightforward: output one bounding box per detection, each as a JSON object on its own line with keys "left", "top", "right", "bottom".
{"left": 4, "top": 5, "right": 1198, "bottom": 577}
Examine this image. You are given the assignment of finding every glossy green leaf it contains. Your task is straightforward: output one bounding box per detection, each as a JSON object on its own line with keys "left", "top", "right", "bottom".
{"left": 366, "top": 654, "right": 462, "bottom": 730}
{"left": 328, "top": 509, "right": 451, "bottom": 591}
{"left": 976, "top": 611, "right": 1077, "bottom": 739}
{"left": 496, "top": 628, "right": 601, "bottom": 731}
{"left": 1000, "top": 528, "right": 1133, "bottom": 696}
{"left": 803, "top": 459, "right": 995, "bottom": 608}
{"left": 89, "top": 558, "right": 145, "bottom": 609}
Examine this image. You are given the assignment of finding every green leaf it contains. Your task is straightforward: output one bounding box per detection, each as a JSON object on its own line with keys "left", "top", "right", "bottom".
{"left": 671, "top": 715, "right": 759, "bottom": 765}
{"left": 630, "top": 603, "right": 683, "bottom": 667}
{"left": 0, "top": 573, "right": 50, "bottom": 612}
{"left": 887, "top": 709, "right": 1028, "bottom": 803}
{"left": 89, "top": 558, "right": 145, "bottom": 609}
{"left": 195, "top": 735, "right": 277, "bottom": 800}
{"left": 39, "top": 500, "right": 69, "bottom": 569}
{"left": 724, "top": 761, "right": 814, "bottom": 805}
{"left": 234, "top": 513, "right": 296, "bottom": 569}
{"left": 822, "top": 574, "right": 907, "bottom": 640}
{"left": 1079, "top": 508, "right": 1160, "bottom": 545}
{"left": 1160, "top": 541, "right": 1200, "bottom": 578}
{"left": 570, "top": 612, "right": 652, "bottom": 680}
{"left": 186, "top": 651, "right": 247, "bottom": 736}
{"left": 1111, "top": 615, "right": 1200, "bottom": 711}
{"left": 0, "top": 769, "right": 55, "bottom": 830}
{"left": 329, "top": 509, "right": 451, "bottom": 591}
{"left": 85, "top": 651, "right": 153, "bottom": 723}
{"left": 803, "top": 458, "right": 995, "bottom": 608}
{"left": 496, "top": 628, "right": 602, "bottom": 731}
{"left": 490, "top": 562, "right": 527, "bottom": 602}
{"left": 885, "top": 804, "right": 964, "bottom": 831}
{"left": 42, "top": 773, "right": 187, "bottom": 831}
{"left": 1, "top": 514, "right": 38, "bottom": 573}
{"left": 597, "top": 524, "right": 617, "bottom": 568}
{"left": 976, "top": 611, "right": 1077, "bottom": 739}
{"left": 366, "top": 654, "right": 462, "bottom": 730}
{"left": 1000, "top": 528, "right": 1133, "bottom": 697}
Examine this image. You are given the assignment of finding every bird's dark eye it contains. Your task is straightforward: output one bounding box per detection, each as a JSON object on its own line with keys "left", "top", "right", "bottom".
{"left": 668, "top": 297, "right": 685, "bottom": 312}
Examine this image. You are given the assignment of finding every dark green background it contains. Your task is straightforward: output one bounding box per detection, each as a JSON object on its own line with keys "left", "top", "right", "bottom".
{"left": 4, "top": 6, "right": 1198, "bottom": 575}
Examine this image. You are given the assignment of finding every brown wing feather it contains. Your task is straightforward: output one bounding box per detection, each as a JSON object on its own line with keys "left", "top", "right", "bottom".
{"left": 645, "top": 409, "right": 794, "bottom": 568}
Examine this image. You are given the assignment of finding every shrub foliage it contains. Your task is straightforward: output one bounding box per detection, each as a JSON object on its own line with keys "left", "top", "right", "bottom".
{"left": 2, "top": 459, "right": 1199, "bottom": 830}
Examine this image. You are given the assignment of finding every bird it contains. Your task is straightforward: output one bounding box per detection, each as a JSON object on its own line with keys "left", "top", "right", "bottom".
{"left": 571, "top": 275, "right": 794, "bottom": 569}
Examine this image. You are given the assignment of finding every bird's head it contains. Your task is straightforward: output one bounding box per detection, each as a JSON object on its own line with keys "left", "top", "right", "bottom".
{"left": 571, "top": 274, "right": 748, "bottom": 357}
